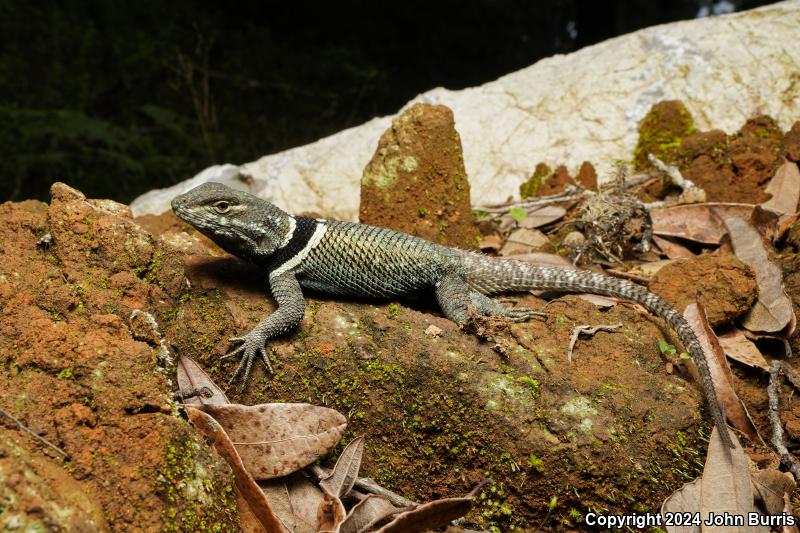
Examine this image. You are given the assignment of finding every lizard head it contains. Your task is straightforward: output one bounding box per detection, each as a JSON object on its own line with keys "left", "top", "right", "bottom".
{"left": 171, "top": 182, "right": 293, "bottom": 260}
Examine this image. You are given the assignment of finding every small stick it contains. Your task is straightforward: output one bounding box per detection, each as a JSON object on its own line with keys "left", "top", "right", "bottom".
{"left": 0, "top": 407, "right": 70, "bottom": 460}
{"left": 767, "top": 360, "right": 800, "bottom": 482}
{"left": 567, "top": 323, "right": 623, "bottom": 362}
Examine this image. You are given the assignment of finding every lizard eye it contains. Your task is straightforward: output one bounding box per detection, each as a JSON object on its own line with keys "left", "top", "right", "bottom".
{"left": 213, "top": 201, "right": 232, "bottom": 214}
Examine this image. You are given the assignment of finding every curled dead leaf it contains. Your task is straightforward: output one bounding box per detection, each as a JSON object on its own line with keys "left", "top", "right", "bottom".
{"left": 320, "top": 437, "right": 365, "bottom": 499}
{"left": 652, "top": 203, "right": 754, "bottom": 245}
{"left": 199, "top": 403, "right": 347, "bottom": 480}
{"left": 186, "top": 407, "right": 285, "bottom": 533}
{"left": 725, "top": 217, "right": 794, "bottom": 334}
{"left": 716, "top": 328, "right": 769, "bottom": 371}
{"left": 176, "top": 355, "right": 230, "bottom": 405}
{"left": 761, "top": 161, "right": 800, "bottom": 215}
{"left": 683, "top": 303, "right": 762, "bottom": 444}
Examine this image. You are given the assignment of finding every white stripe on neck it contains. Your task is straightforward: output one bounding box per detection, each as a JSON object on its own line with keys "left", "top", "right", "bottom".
{"left": 270, "top": 222, "right": 327, "bottom": 279}
{"left": 278, "top": 216, "right": 297, "bottom": 249}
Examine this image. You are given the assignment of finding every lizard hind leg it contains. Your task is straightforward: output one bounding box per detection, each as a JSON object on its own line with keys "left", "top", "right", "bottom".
{"left": 435, "top": 273, "right": 537, "bottom": 324}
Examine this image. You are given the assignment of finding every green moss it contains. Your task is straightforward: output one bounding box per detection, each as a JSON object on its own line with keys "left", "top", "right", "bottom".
{"left": 159, "top": 429, "right": 238, "bottom": 532}
{"left": 386, "top": 302, "right": 401, "bottom": 319}
{"left": 633, "top": 100, "right": 696, "bottom": 170}
{"left": 57, "top": 368, "right": 74, "bottom": 379}
{"left": 519, "top": 163, "right": 552, "bottom": 199}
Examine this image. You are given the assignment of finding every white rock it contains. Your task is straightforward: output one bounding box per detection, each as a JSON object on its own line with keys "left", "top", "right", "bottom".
{"left": 131, "top": 2, "right": 800, "bottom": 219}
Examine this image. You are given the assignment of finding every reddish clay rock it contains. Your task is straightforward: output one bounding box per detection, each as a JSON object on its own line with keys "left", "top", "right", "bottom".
{"left": 0, "top": 185, "right": 238, "bottom": 531}
{"left": 649, "top": 255, "right": 757, "bottom": 326}
{"left": 519, "top": 161, "right": 597, "bottom": 198}
{"left": 783, "top": 121, "right": 800, "bottom": 163}
{"left": 359, "top": 103, "right": 478, "bottom": 248}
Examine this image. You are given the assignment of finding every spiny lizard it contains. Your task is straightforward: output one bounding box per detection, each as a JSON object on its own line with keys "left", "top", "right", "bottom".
{"left": 172, "top": 182, "right": 731, "bottom": 448}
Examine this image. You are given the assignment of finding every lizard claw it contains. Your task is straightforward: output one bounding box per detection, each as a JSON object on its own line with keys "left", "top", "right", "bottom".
{"left": 221, "top": 334, "right": 274, "bottom": 391}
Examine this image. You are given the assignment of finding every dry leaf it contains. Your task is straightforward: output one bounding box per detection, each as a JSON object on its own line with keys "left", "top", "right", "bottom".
{"left": 518, "top": 205, "right": 566, "bottom": 228}
{"left": 186, "top": 407, "right": 285, "bottom": 533}
{"left": 725, "top": 217, "right": 794, "bottom": 334}
{"left": 316, "top": 488, "right": 346, "bottom": 533}
{"left": 783, "top": 493, "right": 800, "bottom": 533}
{"left": 176, "top": 355, "right": 230, "bottom": 405}
{"left": 575, "top": 294, "right": 619, "bottom": 308}
{"left": 660, "top": 478, "right": 701, "bottom": 533}
{"left": 652, "top": 203, "right": 754, "bottom": 244}
{"left": 761, "top": 161, "right": 800, "bottom": 215}
{"left": 512, "top": 252, "right": 575, "bottom": 268}
{"left": 626, "top": 259, "right": 674, "bottom": 279}
{"left": 775, "top": 212, "right": 800, "bottom": 242}
{"left": 478, "top": 234, "right": 502, "bottom": 253}
{"left": 500, "top": 228, "right": 549, "bottom": 255}
{"left": 684, "top": 303, "right": 762, "bottom": 444}
{"left": 653, "top": 235, "right": 695, "bottom": 259}
{"left": 199, "top": 403, "right": 347, "bottom": 479}
{"left": 259, "top": 473, "right": 323, "bottom": 533}
{"left": 700, "top": 427, "right": 769, "bottom": 533}
{"left": 373, "top": 497, "right": 472, "bottom": 533}
{"left": 339, "top": 495, "right": 400, "bottom": 533}
{"left": 320, "top": 437, "right": 365, "bottom": 499}
{"left": 751, "top": 469, "right": 796, "bottom": 515}
{"left": 716, "top": 328, "right": 769, "bottom": 371}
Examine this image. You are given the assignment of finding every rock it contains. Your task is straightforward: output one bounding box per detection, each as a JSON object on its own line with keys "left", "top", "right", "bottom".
{"left": 672, "top": 115, "right": 786, "bottom": 203}
{"left": 0, "top": 187, "right": 239, "bottom": 531}
{"left": 359, "top": 103, "right": 478, "bottom": 248}
{"left": 130, "top": 2, "right": 800, "bottom": 219}
{"left": 633, "top": 100, "right": 696, "bottom": 170}
{"left": 500, "top": 228, "right": 549, "bottom": 255}
{"left": 785, "top": 121, "right": 800, "bottom": 162}
{"left": 649, "top": 255, "right": 758, "bottom": 326}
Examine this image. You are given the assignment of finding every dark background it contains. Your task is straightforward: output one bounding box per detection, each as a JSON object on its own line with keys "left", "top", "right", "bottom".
{"left": 0, "top": 0, "right": 777, "bottom": 203}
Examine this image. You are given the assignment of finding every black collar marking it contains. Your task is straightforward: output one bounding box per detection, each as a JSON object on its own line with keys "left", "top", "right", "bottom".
{"left": 265, "top": 217, "right": 318, "bottom": 272}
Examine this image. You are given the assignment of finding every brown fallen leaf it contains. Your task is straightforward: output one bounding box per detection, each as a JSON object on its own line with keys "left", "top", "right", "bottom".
{"left": 372, "top": 496, "right": 473, "bottom": 533}
{"left": 775, "top": 212, "right": 800, "bottom": 242}
{"left": 653, "top": 235, "right": 695, "bottom": 259}
{"left": 320, "top": 437, "right": 365, "bottom": 499}
{"left": 176, "top": 355, "right": 230, "bottom": 405}
{"left": 684, "top": 303, "right": 762, "bottom": 444}
{"left": 511, "top": 252, "right": 575, "bottom": 268}
{"left": 716, "top": 328, "right": 769, "bottom": 371}
{"left": 751, "top": 469, "right": 796, "bottom": 515}
{"left": 316, "top": 488, "right": 346, "bottom": 533}
{"left": 259, "top": 473, "right": 322, "bottom": 533}
{"left": 783, "top": 493, "right": 800, "bottom": 533}
{"left": 518, "top": 205, "right": 566, "bottom": 228}
{"left": 199, "top": 403, "right": 347, "bottom": 480}
{"left": 725, "top": 217, "right": 794, "bottom": 334}
{"left": 761, "top": 160, "right": 800, "bottom": 215}
{"left": 625, "top": 259, "right": 673, "bottom": 279}
{"left": 186, "top": 407, "right": 285, "bottom": 533}
{"left": 500, "top": 228, "right": 549, "bottom": 255}
{"left": 700, "top": 427, "right": 769, "bottom": 533}
{"left": 575, "top": 294, "right": 618, "bottom": 308}
{"left": 478, "top": 234, "right": 502, "bottom": 253}
{"left": 652, "top": 203, "right": 755, "bottom": 245}
{"left": 339, "top": 495, "right": 400, "bottom": 533}
{"left": 660, "top": 478, "right": 701, "bottom": 533}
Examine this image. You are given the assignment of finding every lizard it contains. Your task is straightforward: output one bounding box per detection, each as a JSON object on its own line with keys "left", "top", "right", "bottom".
{"left": 171, "top": 181, "right": 732, "bottom": 448}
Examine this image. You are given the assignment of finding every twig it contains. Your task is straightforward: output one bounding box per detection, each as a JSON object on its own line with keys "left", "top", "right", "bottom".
{"left": 474, "top": 188, "right": 589, "bottom": 214}
{"left": 566, "top": 323, "right": 623, "bottom": 362}
{"left": 644, "top": 154, "right": 706, "bottom": 208}
{"left": 0, "top": 407, "right": 70, "bottom": 460}
{"left": 307, "top": 464, "right": 416, "bottom": 508}
{"left": 767, "top": 360, "right": 800, "bottom": 482}
{"left": 604, "top": 268, "right": 651, "bottom": 285}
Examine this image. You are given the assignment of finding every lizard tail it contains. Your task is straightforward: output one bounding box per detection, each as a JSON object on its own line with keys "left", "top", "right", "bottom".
{"left": 462, "top": 252, "right": 733, "bottom": 449}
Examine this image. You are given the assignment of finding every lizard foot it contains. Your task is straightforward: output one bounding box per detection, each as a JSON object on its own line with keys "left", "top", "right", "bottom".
{"left": 221, "top": 333, "right": 274, "bottom": 390}
{"left": 500, "top": 306, "right": 545, "bottom": 322}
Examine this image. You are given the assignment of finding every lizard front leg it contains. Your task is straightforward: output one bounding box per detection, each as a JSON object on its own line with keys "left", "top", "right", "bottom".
{"left": 224, "top": 271, "right": 305, "bottom": 388}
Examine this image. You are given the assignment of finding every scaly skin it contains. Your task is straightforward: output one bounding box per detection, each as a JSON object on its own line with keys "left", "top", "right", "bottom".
{"left": 171, "top": 182, "right": 732, "bottom": 448}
